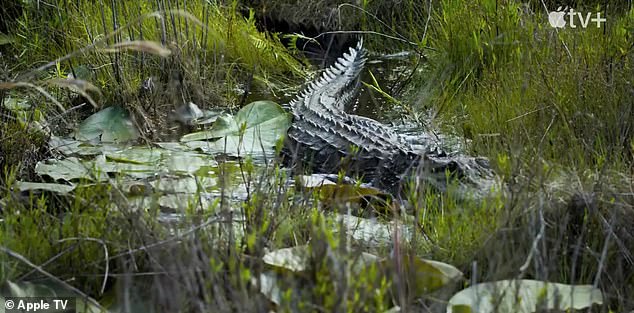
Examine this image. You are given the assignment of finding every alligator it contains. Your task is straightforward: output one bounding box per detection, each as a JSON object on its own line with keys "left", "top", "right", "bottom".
{"left": 283, "top": 39, "right": 500, "bottom": 199}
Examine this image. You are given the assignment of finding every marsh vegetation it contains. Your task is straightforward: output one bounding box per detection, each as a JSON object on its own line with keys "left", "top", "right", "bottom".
{"left": 0, "top": 0, "right": 632, "bottom": 312}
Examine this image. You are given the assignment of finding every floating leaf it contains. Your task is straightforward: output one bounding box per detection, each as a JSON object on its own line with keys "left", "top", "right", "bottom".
{"left": 35, "top": 157, "right": 108, "bottom": 181}
{"left": 162, "top": 151, "right": 217, "bottom": 174}
{"left": 263, "top": 245, "right": 311, "bottom": 273}
{"left": 258, "top": 271, "right": 283, "bottom": 306}
{"left": 334, "top": 214, "right": 412, "bottom": 249}
{"left": 127, "top": 193, "right": 217, "bottom": 212}
{"left": 155, "top": 142, "right": 190, "bottom": 151}
{"left": 397, "top": 257, "right": 462, "bottom": 296}
{"left": 104, "top": 147, "right": 162, "bottom": 164}
{"left": 15, "top": 181, "right": 76, "bottom": 194}
{"left": 447, "top": 280, "right": 603, "bottom": 313}
{"left": 49, "top": 136, "right": 83, "bottom": 155}
{"left": 149, "top": 176, "right": 216, "bottom": 194}
{"left": 95, "top": 156, "right": 157, "bottom": 179}
{"left": 297, "top": 174, "right": 337, "bottom": 188}
{"left": 181, "top": 100, "right": 290, "bottom": 156}
{"left": 75, "top": 106, "right": 139, "bottom": 143}
{"left": 182, "top": 114, "right": 238, "bottom": 141}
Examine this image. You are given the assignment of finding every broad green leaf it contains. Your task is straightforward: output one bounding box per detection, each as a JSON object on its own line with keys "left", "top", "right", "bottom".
{"left": 297, "top": 174, "right": 390, "bottom": 208}
{"left": 258, "top": 271, "right": 282, "bottom": 305}
{"left": 2, "top": 96, "right": 30, "bottom": 110}
{"left": 263, "top": 245, "right": 381, "bottom": 276}
{"left": 334, "top": 214, "right": 412, "bottom": 249}
{"left": 35, "top": 157, "right": 108, "bottom": 181}
{"left": 149, "top": 176, "right": 216, "bottom": 194}
{"left": 394, "top": 257, "right": 462, "bottom": 296}
{"left": 184, "top": 135, "right": 279, "bottom": 157}
{"left": 155, "top": 142, "right": 190, "bottom": 151}
{"left": 49, "top": 136, "right": 83, "bottom": 155}
{"left": 104, "top": 147, "right": 163, "bottom": 164}
{"left": 447, "top": 280, "right": 603, "bottom": 313}
{"left": 180, "top": 100, "right": 290, "bottom": 155}
{"left": 263, "top": 245, "right": 311, "bottom": 273}
{"left": 75, "top": 106, "right": 139, "bottom": 143}
{"left": 180, "top": 114, "right": 239, "bottom": 141}
{"left": 162, "top": 151, "right": 217, "bottom": 174}
{"left": 127, "top": 193, "right": 217, "bottom": 212}
{"left": 297, "top": 174, "right": 337, "bottom": 188}
{"left": 95, "top": 158, "right": 157, "bottom": 179}
{"left": 235, "top": 100, "right": 287, "bottom": 127}
{"left": 69, "top": 65, "right": 94, "bottom": 81}
{"left": 16, "top": 181, "right": 76, "bottom": 194}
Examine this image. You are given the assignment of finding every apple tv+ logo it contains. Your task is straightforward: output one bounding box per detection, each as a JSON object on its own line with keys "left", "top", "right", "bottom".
{"left": 548, "top": 6, "right": 606, "bottom": 29}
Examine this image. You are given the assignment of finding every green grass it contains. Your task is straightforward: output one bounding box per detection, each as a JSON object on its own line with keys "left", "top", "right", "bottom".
{"left": 405, "top": 0, "right": 633, "bottom": 309}
{"left": 0, "top": 0, "right": 632, "bottom": 312}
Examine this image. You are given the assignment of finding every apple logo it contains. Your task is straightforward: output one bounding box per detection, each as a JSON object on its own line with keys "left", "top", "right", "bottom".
{"left": 548, "top": 6, "right": 567, "bottom": 28}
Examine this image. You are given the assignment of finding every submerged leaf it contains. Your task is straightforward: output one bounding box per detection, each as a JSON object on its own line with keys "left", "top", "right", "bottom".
{"left": 447, "top": 280, "right": 603, "bottom": 313}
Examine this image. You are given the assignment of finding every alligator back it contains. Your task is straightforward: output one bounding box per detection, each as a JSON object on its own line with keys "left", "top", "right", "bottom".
{"left": 283, "top": 39, "right": 499, "bottom": 198}
{"left": 283, "top": 40, "right": 419, "bottom": 192}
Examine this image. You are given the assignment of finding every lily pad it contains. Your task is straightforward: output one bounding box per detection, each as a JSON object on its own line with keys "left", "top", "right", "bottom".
{"left": 162, "top": 151, "right": 217, "bottom": 174}
{"left": 96, "top": 160, "right": 157, "bottom": 179}
{"left": 297, "top": 174, "right": 389, "bottom": 203}
{"left": 15, "top": 181, "right": 76, "bottom": 194}
{"left": 446, "top": 280, "right": 603, "bottom": 313}
{"left": 263, "top": 245, "right": 311, "bottom": 273}
{"left": 180, "top": 100, "right": 290, "bottom": 155}
{"left": 149, "top": 176, "right": 216, "bottom": 194}
{"left": 49, "top": 136, "right": 83, "bottom": 155}
{"left": 75, "top": 106, "right": 139, "bottom": 143}
{"left": 258, "top": 271, "right": 283, "bottom": 306}
{"left": 155, "top": 142, "right": 190, "bottom": 151}
{"left": 35, "top": 157, "right": 108, "bottom": 181}
{"left": 127, "top": 193, "right": 217, "bottom": 212}
{"left": 396, "top": 257, "right": 463, "bottom": 296}
{"left": 104, "top": 147, "right": 163, "bottom": 164}
{"left": 334, "top": 214, "right": 412, "bottom": 249}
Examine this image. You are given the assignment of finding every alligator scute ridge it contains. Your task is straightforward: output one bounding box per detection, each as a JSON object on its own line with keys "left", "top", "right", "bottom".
{"left": 283, "top": 39, "right": 500, "bottom": 199}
